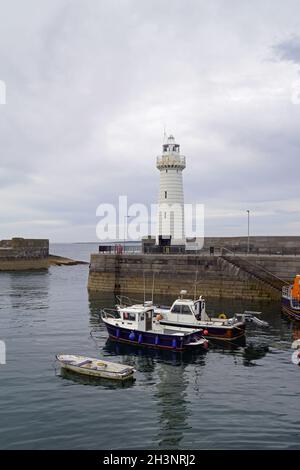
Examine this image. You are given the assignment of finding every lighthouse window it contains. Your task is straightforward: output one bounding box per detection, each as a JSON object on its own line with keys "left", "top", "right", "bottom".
{"left": 165, "top": 191, "right": 167, "bottom": 199}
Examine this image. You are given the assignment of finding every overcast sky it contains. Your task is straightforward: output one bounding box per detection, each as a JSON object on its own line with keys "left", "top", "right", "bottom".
{"left": 0, "top": 0, "right": 300, "bottom": 242}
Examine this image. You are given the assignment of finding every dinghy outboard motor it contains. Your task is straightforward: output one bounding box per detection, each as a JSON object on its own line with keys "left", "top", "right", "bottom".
{"left": 239, "top": 311, "right": 269, "bottom": 328}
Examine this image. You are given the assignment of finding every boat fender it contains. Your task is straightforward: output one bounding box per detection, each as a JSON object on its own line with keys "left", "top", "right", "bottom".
{"left": 116, "top": 328, "right": 120, "bottom": 338}
{"left": 138, "top": 334, "right": 143, "bottom": 344}
{"left": 172, "top": 339, "right": 177, "bottom": 349}
{"left": 129, "top": 331, "right": 135, "bottom": 341}
{"left": 155, "top": 335, "right": 160, "bottom": 345}
{"left": 203, "top": 329, "right": 209, "bottom": 336}
{"left": 291, "top": 350, "right": 300, "bottom": 365}
{"left": 219, "top": 314, "right": 227, "bottom": 319}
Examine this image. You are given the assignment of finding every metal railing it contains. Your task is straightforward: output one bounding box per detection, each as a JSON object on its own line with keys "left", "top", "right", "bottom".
{"left": 101, "top": 308, "right": 120, "bottom": 319}
{"left": 282, "top": 285, "right": 290, "bottom": 296}
{"left": 156, "top": 155, "right": 186, "bottom": 169}
{"left": 291, "top": 298, "right": 300, "bottom": 309}
{"left": 115, "top": 295, "right": 144, "bottom": 307}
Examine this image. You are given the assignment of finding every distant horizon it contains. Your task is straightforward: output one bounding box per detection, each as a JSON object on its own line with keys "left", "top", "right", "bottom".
{"left": 48, "top": 234, "right": 300, "bottom": 245}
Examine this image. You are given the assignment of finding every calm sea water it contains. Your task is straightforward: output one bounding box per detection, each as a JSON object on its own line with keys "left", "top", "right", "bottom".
{"left": 0, "top": 243, "right": 299, "bottom": 450}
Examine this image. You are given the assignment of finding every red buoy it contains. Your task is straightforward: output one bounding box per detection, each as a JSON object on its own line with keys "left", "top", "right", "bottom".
{"left": 203, "top": 329, "right": 209, "bottom": 336}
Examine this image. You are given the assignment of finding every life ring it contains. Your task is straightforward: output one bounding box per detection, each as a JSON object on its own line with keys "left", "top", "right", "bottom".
{"left": 218, "top": 313, "right": 227, "bottom": 319}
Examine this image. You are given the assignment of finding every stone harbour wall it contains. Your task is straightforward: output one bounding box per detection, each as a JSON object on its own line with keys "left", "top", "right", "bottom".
{"left": 88, "top": 253, "right": 300, "bottom": 300}
{"left": 0, "top": 238, "right": 49, "bottom": 271}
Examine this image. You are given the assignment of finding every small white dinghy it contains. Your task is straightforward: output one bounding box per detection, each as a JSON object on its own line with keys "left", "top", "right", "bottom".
{"left": 56, "top": 354, "right": 135, "bottom": 381}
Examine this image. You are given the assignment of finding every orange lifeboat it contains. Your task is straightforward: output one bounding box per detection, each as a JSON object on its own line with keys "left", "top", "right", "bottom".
{"left": 291, "top": 275, "right": 300, "bottom": 299}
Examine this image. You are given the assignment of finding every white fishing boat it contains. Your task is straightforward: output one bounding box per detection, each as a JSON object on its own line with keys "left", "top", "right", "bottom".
{"left": 101, "top": 303, "right": 209, "bottom": 351}
{"left": 154, "top": 294, "right": 239, "bottom": 341}
{"left": 56, "top": 354, "right": 135, "bottom": 381}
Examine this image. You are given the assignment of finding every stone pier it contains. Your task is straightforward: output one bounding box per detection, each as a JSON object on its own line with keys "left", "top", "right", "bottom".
{"left": 0, "top": 238, "right": 49, "bottom": 271}
{"left": 88, "top": 252, "right": 300, "bottom": 300}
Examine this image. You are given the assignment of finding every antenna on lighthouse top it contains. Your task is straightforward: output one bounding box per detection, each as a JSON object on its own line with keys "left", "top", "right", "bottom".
{"left": 163, "top": 125, "right": 167, "bottom": 143}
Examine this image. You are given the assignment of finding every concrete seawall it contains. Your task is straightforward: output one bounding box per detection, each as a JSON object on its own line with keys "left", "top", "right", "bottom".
{"left": 88, "top": 253, "right": 300, "bottom": 300}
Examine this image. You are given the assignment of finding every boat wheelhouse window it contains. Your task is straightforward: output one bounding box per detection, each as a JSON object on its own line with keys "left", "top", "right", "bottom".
{"left": 171, "top": 304, "right": 181, "bottom": 313}
{"left": 181, "top": 305, "right": 193, "bottom": 315}
{"left": 123, "top": 312, "right": 136, "bottom": 321}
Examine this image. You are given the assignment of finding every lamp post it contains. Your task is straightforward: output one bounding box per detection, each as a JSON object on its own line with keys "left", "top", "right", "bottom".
{"left": 247, "top": 210, "right": 250, "bottom": 255}
{"left": 123, "top": 215, "right": 131, "bottom": 253}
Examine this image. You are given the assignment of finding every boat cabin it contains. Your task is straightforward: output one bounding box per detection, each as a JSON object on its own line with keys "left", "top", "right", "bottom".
{"left": 168, "top": 295, "right": 209, "bottom": 323}
{"left": 118, "top": 305, "right": 155, "bottom": 331}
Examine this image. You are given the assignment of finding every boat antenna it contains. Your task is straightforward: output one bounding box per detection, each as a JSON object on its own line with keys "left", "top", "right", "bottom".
{"left": 151, "top": 271, "right": 155, "bottom": 303}
{"left": 194, "top": 270, "right": 198, "bottom": 301}
{"left": 143, "top": 270, "right": 146, "bottom": 305}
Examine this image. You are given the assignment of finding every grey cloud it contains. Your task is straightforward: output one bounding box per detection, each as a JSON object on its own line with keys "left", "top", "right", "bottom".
{"left": 0, "top": 0, "right": 299, "bottom": 241}
{"left": 273, "top": 36, "right": 300, "bottom": 64}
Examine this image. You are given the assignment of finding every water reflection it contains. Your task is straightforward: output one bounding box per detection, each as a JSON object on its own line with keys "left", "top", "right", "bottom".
{"left": 104, "top": 339, "right": 206, "bottom": 449}
{"left": 242, "top": 343, "right": 269, "bottom": 367}
{"left": 208, "top": 338, "right": 269, "bottom": 366}
{"left": 87, "top": 292, "right": 292, "bottom": 447}
{"left": 1, "top": 271, "right": 50, "bottom": 332}
{"left": 155, "top": 362, "right": 190, "bottom": 448}
{"left": 58, "top": 367, "right": 135, "bottom": 390}
{"left": 104, "top": 338, "right": 207, "bottom": 367}
{"left": 292, "top": 322, "right": 300, "bottom": 341}
{"left": 8, "top": 271, "right": 49, "bottom": 311}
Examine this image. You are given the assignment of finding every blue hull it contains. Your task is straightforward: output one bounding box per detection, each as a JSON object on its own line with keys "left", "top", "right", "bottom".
{"left": 104, "top": 323, "right": 203, "bottom": 352}
{"left": 281, "top": 297, "right": 300, "bottom": 321}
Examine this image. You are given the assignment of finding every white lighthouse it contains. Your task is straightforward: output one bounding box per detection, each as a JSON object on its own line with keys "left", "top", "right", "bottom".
{"left": 156, "top": 134, "right": 186, "bottom": 246}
